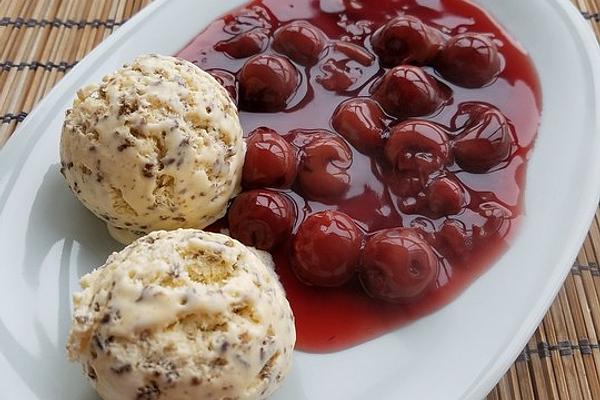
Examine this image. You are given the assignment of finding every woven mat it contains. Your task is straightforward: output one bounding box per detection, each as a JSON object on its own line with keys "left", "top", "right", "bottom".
{"left": 1, "top": 0, "right": 599, "bottom": 398}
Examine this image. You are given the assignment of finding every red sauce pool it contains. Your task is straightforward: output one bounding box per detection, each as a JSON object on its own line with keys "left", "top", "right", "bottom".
{"left": 177, "top": 0, "right": 541, "bottom": 352}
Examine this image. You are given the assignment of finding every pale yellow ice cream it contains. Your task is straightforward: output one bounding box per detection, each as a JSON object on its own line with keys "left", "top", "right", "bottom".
{"left": 60, "top": 54, "right": 245, "bottom": 243}
{"left": 67, "top": 229, "right": 296, "bottom": 400}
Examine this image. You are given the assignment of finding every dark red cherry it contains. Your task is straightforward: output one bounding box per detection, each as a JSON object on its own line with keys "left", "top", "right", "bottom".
{"left": 384, "top": 120, "right": 450, "bottom": 176}
{"left": 242, "top": 128, "right": 298, "bottom": 189}
{"left": 388, "top": 172, "right": 425, "bottom": 198}
{"left": 214, "top": 27, "right": 269, "bottom": 58}
{"left": 222, "top": 5, "right": 274, "bottom": 34}
{"left": 292, "top": 210, "right": 362, "bottom": 287}
{"left": 239, "top": 54, "right": 299, "bottom": 112}
{"left": 425, "top": 176, "right": 465, "bottom": 218}
{"left": 228, "top": 190, "right": 295, "bottom": 251}
{"left": 396, "top": 193, "right": 428, "bottom": 216}
{"left": 360, "top": 228, "right": 438, "bottom": 303}
{"left": 297, "top": 133, "right": 353, "bottom": 202}
{"left": 452, "top": 102, "right": 513, "bottom": 173}
{"left": 371, "top": 65, "right": 449, "bottom": 118}
{"left": 207, "top": 69, "right": 238, "bottom": 103}
{"left": 436, "top": 33, "right": 502, "bottom": 88}
{"left": 273, "top": 21, "right": 327, "bottom": 66}
{"left": 435, "top": 219, "right": 473, "bottom": 261}
{"left": 331, "top": 97, "right": 386, "bottom": 154}
{"left": 372, "top": 15, "right": 445, "bottom": 67}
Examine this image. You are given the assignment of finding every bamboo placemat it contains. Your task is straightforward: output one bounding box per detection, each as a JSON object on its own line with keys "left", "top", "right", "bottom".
{"left": 1, "top": 0, "right": 599, "bottom": 398}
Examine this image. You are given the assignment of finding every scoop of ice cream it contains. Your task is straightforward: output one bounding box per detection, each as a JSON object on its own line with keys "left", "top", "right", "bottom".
{"left": 60, "top": 54, "right": 244, "bottom": 243}
{"left": 67, "top": 229, "right": 295, "bottom": 400}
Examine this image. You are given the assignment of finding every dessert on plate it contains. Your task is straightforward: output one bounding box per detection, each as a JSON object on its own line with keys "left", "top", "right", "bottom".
{"left": 67, "top": 229, "right": 295, "bottom": 400}
{"left": 62, "top": 0, "right": 542, "bottom": 397}
{"left": 60, "top": 54, "right": 245, "bottom": 244}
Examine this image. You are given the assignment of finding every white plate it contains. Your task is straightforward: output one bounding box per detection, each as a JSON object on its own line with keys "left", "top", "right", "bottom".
{"left": 1, "top": 0, "right": 599, "bottom": 399}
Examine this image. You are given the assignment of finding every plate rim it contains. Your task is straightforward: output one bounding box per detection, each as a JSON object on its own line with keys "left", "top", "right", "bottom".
{"left": 462, "top": 0, "right": 600, "bottom": 398}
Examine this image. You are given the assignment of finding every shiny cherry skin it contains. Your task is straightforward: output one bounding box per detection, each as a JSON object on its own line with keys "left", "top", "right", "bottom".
{"left": 425, "top": 175, "right": 465, "bottom": 218}
{"left": 214, "top": 27, "right": 269, "bottom": 59}
{"left": 451, "top": 102, "right": 513, "bottom": 173}
{"left": 239, "top": 54, "right": 299, "bottom": 112}
{"left": 360, "top": 228, "right": 438, "bottom": 303}
{"left": 372, "top": 15, "right": 445, "bottom": 67}
{"left": 435, "top": 218, "right": 472, "bottom": 261}
{"left": 273, "top": 21, "right": 327, "bottom": 66}
{"left": 436, "top": 33, "right": 502, "bottom": 88}
{"left": 228, "top": 190, "right": 296, "bottom": 251}
{"left": 292, "top": 210, "right": 362, "bottom": 287}
{"left": 384, "top": 120, "right": 451, "bottom": 176}
{"left": 396, "top": 193, "right": 428, "bottom": 216}
{"left": 297, "top": 133, "right": 353, "bottom": 202}
{"left": 242, "top": 127, "right": 298, "bottom": 189}
{"left": 207, "top": 69, "right": 238, "bottom": 103}
{"left": 371, "top": 65, "right": 449, "bottom": 118}
{"left": 388, "top": 172, "right": 425, "bottom": 197}
{"left": 331, "top": 97, "right": 386, "bottom": 154}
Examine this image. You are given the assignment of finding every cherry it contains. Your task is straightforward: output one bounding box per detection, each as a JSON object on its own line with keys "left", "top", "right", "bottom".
{"left": 436, "top": 33, "right": 502, "bottom": 88}
{"left": 360, "top": 228, "right": 438, "bottom": 303}
{"left": 214, "top": 27, "right": 269, "bottom": 58}
{"left": 384, "top": 120, "right": 450, "bottom": 176}
{"left": 239, "top": 54, "right": 299, "bottom": 112}
{"left": 371, "top": 65, "right": 449, "bottom": 118}
{"left": 273, "top": 21, "right": 327, "bottom": 66}
{"left": 434, "top": 202, "right": 511, "bottom": 263}
{"left": 396, "top": 193, "right": 428, "bottom": 216}
{"left": 435, "top": 218, "right": 473, "bottom": 261}
{"left": 292, "top": 210, "right": 362, "bottom": 287}
{"left": 207, "top": 69, "right": 238, "bottom": 103}
{"left": 372, "top": 15, "right": 445, "bottom": 67}
{"left": 388, "top": 172, "right": 425, "bottom": 198}
{"left": 425, "top": 175, "right": 465, "bottom": 218}
{"left": 331, "top": 97, "right": 386, "bottom": 154}
{"left": 242, "top": 128, "right": 298, "bottom": 189}
{"left": 222, "top": 5, "right": 274, "bottom": 34}
{"left": 228, "top": 190, "right": 296, "bottom": 251}
{"left": 297, "top": 132, "right": 353, "bottom": 202}
{"left": 451, "top": 102, "right": 513, "bottom": 173}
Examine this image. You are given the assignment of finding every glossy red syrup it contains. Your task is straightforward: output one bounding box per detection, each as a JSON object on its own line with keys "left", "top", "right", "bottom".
{"left": 178, "top": 0, "right": 542, "bottom": 352}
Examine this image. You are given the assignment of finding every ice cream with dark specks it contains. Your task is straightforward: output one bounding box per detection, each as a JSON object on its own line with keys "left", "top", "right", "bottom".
{"left": 59, "top": 54, "right": 245, "bottom": 243}
{"left": 67, "top": 229, "right": 295, "bottom": 400}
